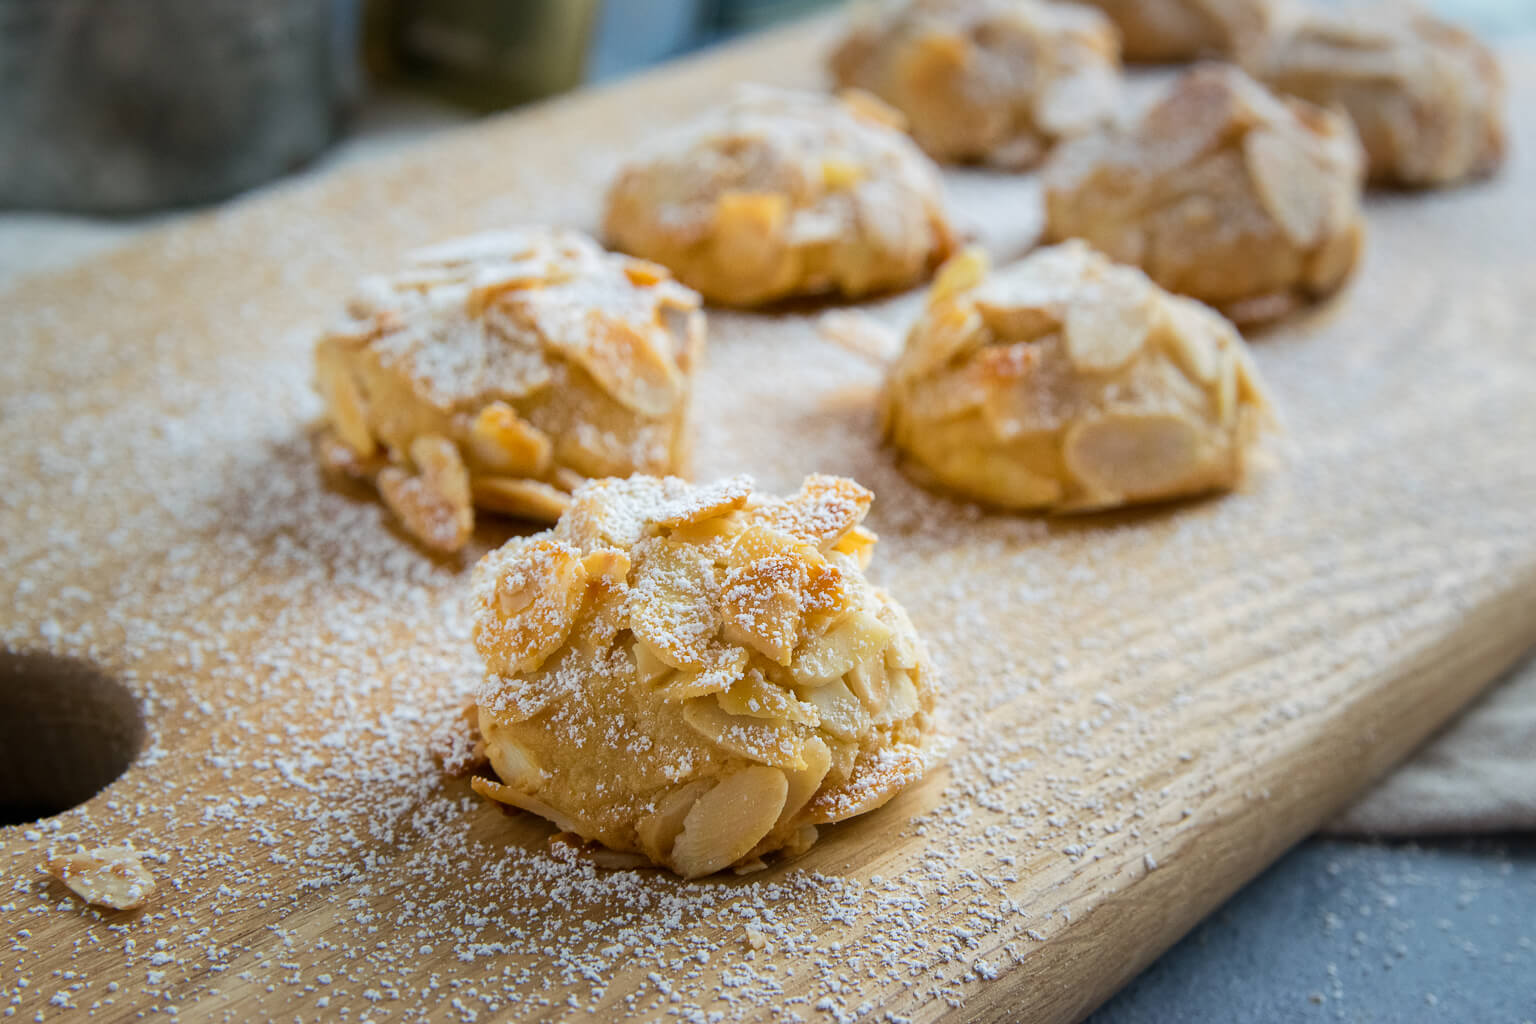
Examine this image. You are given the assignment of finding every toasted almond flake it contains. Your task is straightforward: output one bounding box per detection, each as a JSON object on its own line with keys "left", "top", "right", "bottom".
{"left": 315, "top": 344, "right": 376, "bottom": 456}
{"left": 791, "top": 610, "right": 892, "bottom": 687}
{"left": 763, "top": 474, "right": 873, "bottom": 549}
{"left": 1244, "top": 128, "right": 1333, "bottom": 248}
{"left": 654, "top": 647, "right": 750, "bottom": 701}
{"left": 630, "top": 539, "right": 722, "bottom": 671}
{"left": 470, "top": 775, "right": 582, "bottom": 835}
{"left": 378, "top": 436, "right": 474, "bottom": 552}
{"left": 474, "top": 537, "right": 589, "bottom": 674}
{"left": 570, "top": 310, "right": 683, "bottom": 418}
{"left": 681, "top": 697, "right": 807, "bottom": 770}
{"left": 831, "top": 525, "right": 878, "bottom": 570}
{"left": 721, "top": 554, "right": 806, "bottom": 665}
{"left": 636, "top": 779, "right": 714, "bottom": 863}
{"left": 670, "top": 767, "right": 789, "bottom": 878}
{"left": 467, "top": 402, "right": 551, "bottom": 477}
{"left": 1063, "top": 277, "right": 1152, "bottom": 374}
{"left": 48, "top": 847, "right": 155, "bottom": 911}
{"left": 776, "top": 736, "right": 832, "bottom": 827}
{"left": 471, "top": 476, "right": 570, "bottom": 523}
{"left": 929, "top": 247, "right": 990, "bottom": 308}
{"left": 798, "top": 678, "right": 870, "bottom": 741}
{"left": 483, "top": 731, "right": 544, "bottom": 790}
{"left": 622, "top": 258, "right": 671, "bottom": 287}
{"left": 649, "top": 475, "right": 753, "bottom": 529}
{"left": 1063, "top": 411, "right": 1210, "bottom": 500}
{"left": 718, "top": 669, "right": 819, "bottom": 727}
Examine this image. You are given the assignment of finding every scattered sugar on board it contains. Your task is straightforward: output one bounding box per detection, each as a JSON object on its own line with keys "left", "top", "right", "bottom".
{"left": 1, "top": 55, "right": 1534, "bottom": 1024}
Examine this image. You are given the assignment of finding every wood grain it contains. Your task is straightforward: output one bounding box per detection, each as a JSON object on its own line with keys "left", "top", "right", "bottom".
{"left": 1, "top": 16, "right": 1534, "bottom": 1024}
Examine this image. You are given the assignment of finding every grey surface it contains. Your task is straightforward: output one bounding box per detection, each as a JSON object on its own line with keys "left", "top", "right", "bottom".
{"left": 1090, "top": 838, "right": 1536, "bottom": 1023}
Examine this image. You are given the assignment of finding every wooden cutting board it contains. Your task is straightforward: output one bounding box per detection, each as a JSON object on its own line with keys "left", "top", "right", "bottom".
{"left": 2, "top": 16, "right": 1534, "bottom": 1024}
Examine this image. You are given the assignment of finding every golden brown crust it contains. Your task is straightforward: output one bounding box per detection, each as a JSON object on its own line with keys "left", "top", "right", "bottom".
{"left": 312, "top": 228, "right": 704, "bottom": 552}
{"left": 1251, "top": 4, "right": 1505, "bottom": 187}
{"left": 467, "top": 474, "right": 943, "bottom": 878}
{"left": 882, "top": 242, "right": 1271, "bottom": 511}
{"left": 603, "top": 86, "right": 957, "bottom": 307}
{"left": 828, "top": 0, "right": 1121, "bottom": 169}
{"left": 1041, "top": 64, "right": 1365, "bottom": 324}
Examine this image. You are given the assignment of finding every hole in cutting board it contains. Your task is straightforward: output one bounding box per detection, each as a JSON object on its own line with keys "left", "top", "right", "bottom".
{"left": 0, "top": 651, "right": 144, "bottom": 826}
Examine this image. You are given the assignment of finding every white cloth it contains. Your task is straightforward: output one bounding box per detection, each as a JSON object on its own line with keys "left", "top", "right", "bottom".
{"left": 1328, "top": 654, "right": 1536, "bottom": 835}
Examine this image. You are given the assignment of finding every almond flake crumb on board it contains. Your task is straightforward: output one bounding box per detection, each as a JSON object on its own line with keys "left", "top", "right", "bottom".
{"left": 1, "top": 16, "right": 1535, "bottom": 1024}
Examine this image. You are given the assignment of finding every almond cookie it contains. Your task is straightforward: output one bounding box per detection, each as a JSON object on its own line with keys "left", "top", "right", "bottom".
{"left": 882, "top": 242, "right": 1269, "bottom": 511}
{"left": 313, "top": 228, "right": 704, "bottom": 553}
{"left": 1042, "top": 63, "right": 1365, "bottom": 325}
{"left": 829, "top": 0, "right": 1121, "bottom": 169}
{"left": 603, "top": 86, "right": 957, "bottom": 307}
{"left": 1252, "top": 4, "right": 1505, "bottom": 187}
{"left": 468, "top": 474, "right": 942, "bottom": 878}
{"left": 1077, "top": 0, "right": 1278, "bottom": 63}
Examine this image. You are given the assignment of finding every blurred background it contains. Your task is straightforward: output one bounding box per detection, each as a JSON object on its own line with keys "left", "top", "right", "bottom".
{"left": 0, "top": 0, "right": 1527, "bottom": 221}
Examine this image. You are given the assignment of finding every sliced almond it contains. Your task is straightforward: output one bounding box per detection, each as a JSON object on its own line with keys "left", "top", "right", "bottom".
{"left": 379, "top": 436, "right": 474, "bottom": 552}
{"left": 718, "top": 669, "right": 819, "bottom": 727}
{"left": 874, "top": 668, "right": 920, "bottom": 726}
{"left": 720, "top": 554, "right": 806, "bottom": 666}
{"left": 484, "top": 732, "right": 544, "bottom": 790}
{"left": 682, "top": 697, "right": 807, "bottom": 770}
{"left": 637, "top": 779, "right": 714, "bottom": 863}
{"left": 570, "top": 310, "right": 683, "bottom": 418}
{"left": 1063, "top": 411, "right": 1211, "bottom": 501}
{"left": 629, "top": 539, "right": 721, "bottom": 671}
{"left": 467, "top": 402, "right": 551, "bottom": 477}
{"left": 653, "top": 647, "right": 749, "bottom": 701}
{"left": 48, "top": 847, "right": 155, "bottom": 911}
{"left": 901, "top": 303, "right": 986, "bottom": 380}
{"left": 314, "top": 428, "right": 386, "bottom": 481}
{"left": 821, "top": 157, "right": 867, "bottom": 191}
{"left": 1160, "top": 298, "right": 1224, "bottom": 385}
{"left": 791, "top": 609, "right": 893, "bottom": 687}
{"left": 928, "top": 247, "right": 990, "bottom": 308}
{"left": 776, "top": 736, "right": 832, "bottom": 829}
{"left": 315, "top": 342, "right": 375, "bottom": 457}
{"left": 877, "top": 598, "right": 922, "bottom": 672}
{"left": 474, "top": 537, "right": 589, "bottom": 674}
{"left": 1064, "top": 275, "right": 1152, "bottom": 374}
{"left": 846, "top": 658, "right": 890, "bottom": 713}
{"left": 1244, "top": 127, "right": 1333, "bottom": 248}
{"left": 471, "top": 774, "right": 582, "bottom": 835}
{"left": 649, "top": 475, "right": 753, "bottom": 530}
{"left": 633, "top": 640, "right": 674, "bottom": 686}
{"left": 831, "top": 525, "right": 878, "bottom": 570}
{"left": 800, "top": 678, "right": 870, "bottom": 741}
{"left": 471, "top": 476, "right": 570, "bottom": 523}
{"left": 622, "top": 258, "right": 671, "bottom": 287}
{"left": 670, "top": 766, "right": 789, "bottom": 879}
{"left": 762, "top": 474, "right": 874, "bottom": 550}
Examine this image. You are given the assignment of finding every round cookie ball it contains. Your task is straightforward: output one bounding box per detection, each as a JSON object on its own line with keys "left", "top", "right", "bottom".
{"left": 881, "top": 242, "right": 1270, "bottom": 511}
{"left": 1077, "top": 0, "right": 1278, "bottom": 63}
{"left": 469, "top": 473, "right": 943, "bottom": 878}
{"left": 829, "top": 0, "right": 1122, "bottom": 169}
{"left": 603, "top": 86, "right": 957, "bottom": 307}
{"left": 1251, "top": 4, "right": 1505, "bottom": 188}
{"left": 313, "top": 228, "right": 703, "bottom": 553}
{"left": 1042, "top": 63, "right": 1365, "bottom": 325}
